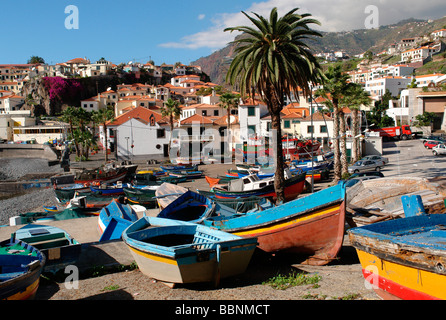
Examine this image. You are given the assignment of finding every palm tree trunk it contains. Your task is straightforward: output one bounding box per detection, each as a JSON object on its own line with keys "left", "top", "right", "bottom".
{"left": 332, "top": 101, "right": 341, "bottom": 182}
{"left": 227, "top": 106, "right": 231, "bottom": 149}
{"left": 103, "top": 123, "right": 108, "bottom": 162}
{"left": 271, "top": 111, "right": 285, "bottom": 204}
{"left": 339, "top": 110, "right": 348, "bottom": 176}
{"left": 352, "top": 109, "right": 359, "bottom": 163}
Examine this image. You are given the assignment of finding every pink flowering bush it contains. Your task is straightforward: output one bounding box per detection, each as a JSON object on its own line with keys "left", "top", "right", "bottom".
{"left": 42, "top": 77, "right": 83, "bottom": 103}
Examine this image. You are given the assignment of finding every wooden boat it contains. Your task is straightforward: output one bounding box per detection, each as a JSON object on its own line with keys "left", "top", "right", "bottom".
{"left": 346, "top": 177, "right": 446, "bottom": 227}
{"left": 349, "top": 199, "right": 446, "bottom": 300}
{"left": 159, "top": 176, "right": 187, "bottom": 184}
{"left": 157, "top": 190, "right": 217, "bottom": 223}
{"left": 13, "top": 224, "right": 81, "bottom": 273}
{"left": 202, "top": 182, "right": 347, "bottom": 266}
{"left": 160, "top": 164, "right": 198, "bottom": 172}
{"left": 168, "top": 171, "right": 203, "bottom": 180}
{"left": 197, "top": 190, "right": 274, "bottom": 213}
{"left": 155, "top": 183, "right": 189, "bottom": 209}
{"left": 0, "top": 238, "right": 45, "bottom": 300}
{"left": 74, "top": 166, "right": 128, "bottom": 185}
{"left": 18, "top": 206, "right": 99, "bottom": 225}
{"left": 90, "top": 182, "right": 131, "bottom": 196}
{"left": 122, "top": 216, "right": 258, "bottom": 285}
{"left": 54, "top": 183, "right": 91, "bottom": 202}
{"left": 211, "top": 170, "right": 306, "bottom": 201}
{"left": 98, "top": 200, "right": 139, "bottom": 241}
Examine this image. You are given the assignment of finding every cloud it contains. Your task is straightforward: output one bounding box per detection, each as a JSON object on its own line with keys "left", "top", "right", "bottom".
{"left": 158, "top": 0, "right": 446, "bottom": 50}
{"left": 198, "top": 14, "right": 206, "bottom": 20}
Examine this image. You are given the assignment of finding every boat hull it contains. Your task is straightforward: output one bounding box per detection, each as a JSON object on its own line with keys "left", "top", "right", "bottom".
{"left": 349, "top": 213, "right": 446, "bottom": 300}
{"left": 204, "top": 183, "right": 346, "bottom": 265}
{"left": 123, "top": 217, "right": 257, "bottom": 284}
{"left": 0, "top": 239, "right": 45, "bottom": 300}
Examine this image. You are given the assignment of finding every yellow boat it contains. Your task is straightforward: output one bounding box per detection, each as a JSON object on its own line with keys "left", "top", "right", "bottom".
{"left": 349, "top": 210, "right": 446, "bottom": 300}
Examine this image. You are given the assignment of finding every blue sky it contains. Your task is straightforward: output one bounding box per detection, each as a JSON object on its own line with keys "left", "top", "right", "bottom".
{"left": 1, "top": 0, "right": 445, "bottom": 66}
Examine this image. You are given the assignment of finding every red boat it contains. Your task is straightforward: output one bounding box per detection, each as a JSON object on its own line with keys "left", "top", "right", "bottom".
{"left": 74, "top": 167, "right": 128, "bottom": 185}
{"left": 283, "top": 138, "right": 321, "bottom": 160}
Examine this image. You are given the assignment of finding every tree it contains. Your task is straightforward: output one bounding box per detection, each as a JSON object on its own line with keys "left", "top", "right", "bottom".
{"left": 315, "top": 65, "right": 352, "bottom": 181}
{"left": 93, "top": 107, "right": 115, "bottom": 162}
{"left": 225, "top": 7, "right": 322, "bottom": 203}
{"left": 27, "top": 56, "right": 45, "bottom": 64}
{"left": 219, "top": 92, "right": 240, "bottom": 133}
{"left": 366, "top": 90, "right": 395, "bottom": 128}
{"left": 161, "top": 98, "right": 182, "bottom": 157}
{"left": 341, "top": 83, "right": 372, "bottom": 163}
{"left": 415, "top": 112, "right": 438, "bottom": 128}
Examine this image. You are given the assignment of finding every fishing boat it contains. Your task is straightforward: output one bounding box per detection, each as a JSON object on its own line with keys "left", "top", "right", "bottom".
{"left": 160, "top": 164, "right": 198, "bottom": 172}
{"left": 168, "top": 170, "right": 203, "bottom": 180}
{"left": 202, "top": 182, "right": 347, "bottom": 266}
{"left": 0, "top": 238, "right": 45, "bottom": 300}
{"left": 13, "top": 224, "right": 81, "bottom": 273}
{"left": 197, "top": 190, "right": 274, "bottom": 213}
{"left": 158, "top": 176, "right": 187, "bottom": 184}
{"left": 211, "top": 170, "right": 306, "bottom": 201}
{"left": 348, "top": 197, "right": 446, "bottom": 300}
{"left": 89, "top": 182, "right": 131, "bottom": 196}
{"left": 122, "top": 216, "right": 258, "bottom": 285}
{"left": 17, "top": 206, "right": 99, "bottom": 225}
{"left": 98, "top": 200, "right": 139, "bottom": 241}
{"left": 154, "top": 183, "right": 189, "bottom": 209}
{"left": 74, "top": 165, "right": 128, "bottom": 185}
{"left": 54, "top": 183, "right": 91, "bottom": 202}
{"left": 157, "top": 190, "right": 217, "bottom": 223}
{"left": 205, "top": 176, "right": 237, "bottom": 188}
{"left": 346, "top": 177, "right": 446, "bottom": 227}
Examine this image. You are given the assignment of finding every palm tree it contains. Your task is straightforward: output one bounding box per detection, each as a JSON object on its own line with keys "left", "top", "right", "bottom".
{"left": 315, "top": 65, "right": 352, "bottom": 182}
{"left": 161, "top": 98, "right": 182, "bottom": 157}
{"left": 341, "top": 83, "right": 372, "bottom": 163}
{"left": 93, "top": 107, "right": 115, "bottom": 162}
{"left": 219, "top": 92, "right": 240, "bottom": 132}
{"left": 225, "top": 7, "right": 322, "bottom": 203}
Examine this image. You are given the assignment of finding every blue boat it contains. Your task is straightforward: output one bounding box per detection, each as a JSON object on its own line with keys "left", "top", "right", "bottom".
{"left": 168, "top": 170, "right": 203, "bottom": 180}
{"left": 122, "top": 216, "right": 258, "bottom": 285}
{"left": 13, "top": 224, "right": 81, "bottom": 273}
{"left": 0, "top": 238, "right": 45, "bottom": 300}
{"left": 160, "top": 164, "right": 198, "bottom": 172}
{"left": 90, "top": 182, "right": 131, "bottom": 195}
{"left": 157, "top": 190, "right": 236, "bottom": 223}
{"left": 98, "top": 200, "right": 139, "bottom": 242}
{"left": 348, "top": 195, "right": 446, "bottom": 300}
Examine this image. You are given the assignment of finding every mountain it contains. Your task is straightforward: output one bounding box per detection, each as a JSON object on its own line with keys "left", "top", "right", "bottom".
{"left": 192, "top": 16, "right": 446, "bottom": 85}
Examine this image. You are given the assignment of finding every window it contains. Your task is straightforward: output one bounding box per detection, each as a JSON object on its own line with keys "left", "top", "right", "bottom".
{"left": 320, "top": 125, "right": 327, "bottom": 133}
{"left": 307, "top": 126, "right": 314, "bottom": 134}
{"left": 247, "top": 107, "right": 256, "bottom": 116}
{"left": 283, "top": 120, "right": 290, "bottom": 129}
{"left": 248, "top": 125, "right": 256, "bottom": 134}
{"left": 202, "top": 110, "right": 207, "bottom": 116}
{"left": 213, "top": 110, "right": 219, "bottom": 116}
{"left": 157, "top": 129, "right": 165, "bottom": 138}
{"left": 90, "top": 104, "right": 93, "bottom": 108}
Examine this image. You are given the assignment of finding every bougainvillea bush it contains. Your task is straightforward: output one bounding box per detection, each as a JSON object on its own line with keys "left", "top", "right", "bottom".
{"left": 42, "top": 77, "right": 84, "bottom": 103}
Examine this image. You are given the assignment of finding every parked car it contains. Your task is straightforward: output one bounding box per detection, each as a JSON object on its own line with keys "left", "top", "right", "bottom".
{"left": 348, "top": 171, "right": 385, "bottom": 179}
{"left": 424, "top": 140, "right": 442, "bottom": 149}
{"left": 361, "top": 155, "right": 389, "bottom": 166}
{"left": 348, "top": 160, "right": 383, "bottom": 174}
{"left": 433, "top": 144, "right": 446, "bottom": 156}
{"left": 422, "top": 135, "right": 446, "bottom": 143}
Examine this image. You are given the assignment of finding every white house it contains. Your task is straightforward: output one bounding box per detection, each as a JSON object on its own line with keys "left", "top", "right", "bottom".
{"left": 103, "top": 106, "right": 170, "bottom": 160}
{"left": 431, "top": 29, "right": 446, "bottom": 40}
{"left": 365, "top": 76, "right": 411, "bottom": 100}
{"left": 238, "top": 98, "right": 269, "bottom": 143}
{"left": 299, "top": 112, "right": 334, "bottom": 149}
{"left": 415, "top": 73, "right": 445, "bottom": 87}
